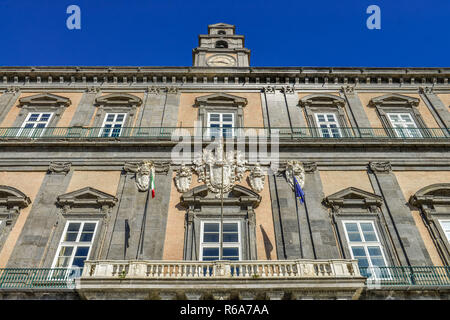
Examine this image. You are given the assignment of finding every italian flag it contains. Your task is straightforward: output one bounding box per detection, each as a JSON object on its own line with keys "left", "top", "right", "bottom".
{"left": 150, "top": 166, "right": 155, "bottom": 198}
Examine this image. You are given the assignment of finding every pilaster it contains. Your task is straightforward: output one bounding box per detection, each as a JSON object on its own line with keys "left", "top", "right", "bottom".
{"left": 368, "top": 161, "right": 433, "bottom": 266}
{"left": 7, "top": 163, "right": 73, "bottom": 267}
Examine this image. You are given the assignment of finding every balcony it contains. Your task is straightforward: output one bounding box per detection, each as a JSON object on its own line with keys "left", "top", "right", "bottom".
{"left": 360, "top": 266, "right": 450, "bottom": 288}
{"left": 76, "top": 259, "right": 365, "bottom": 299}
{"left": 1, "top": 263, "right": 449, "bottom": 299}
{"left": 0, "top": 268, "right": 76, "bottom": 289}
{"left": 0, "top": 126, "right": 448, "bottom": 142}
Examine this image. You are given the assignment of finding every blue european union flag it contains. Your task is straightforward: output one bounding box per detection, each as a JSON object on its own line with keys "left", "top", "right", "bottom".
{"left": 294, "top": 176, "right": 305, "bottom": 204}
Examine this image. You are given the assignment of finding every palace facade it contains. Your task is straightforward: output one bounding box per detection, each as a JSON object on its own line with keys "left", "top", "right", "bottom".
{"left": 0, "top": 23, "right": 449, "bottom": 300}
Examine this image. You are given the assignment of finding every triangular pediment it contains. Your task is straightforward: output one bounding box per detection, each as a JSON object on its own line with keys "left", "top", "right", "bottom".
{"left": 195, "top": 93, "right": 247, "bottom": 107}
{"left": 209, "top": 23, "right": 235, "bottom": 28}
{"left": 95, "top": 93, "right": 142, "bottom": 106}
{"left": 370, "top": 94, "right": 419, "bottom": 106}
{"left": 325, "top": 187, "right": 382, "bottom": 213}
{"left": 327, "top": 187, "right": 382, "bottom": 202}
{"left": 57, "top": 187, "right": 117, "bottom": 207}
{"left": 299, "top": 93, "right": 345, "bottom": 107}
{"left": 19, "top": 93, "right": 71, "bottom": 107}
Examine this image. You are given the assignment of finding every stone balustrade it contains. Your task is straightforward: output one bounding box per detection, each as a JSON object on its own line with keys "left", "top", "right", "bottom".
{"left": 82, "top": 259, "right": 360, "bottom": 279}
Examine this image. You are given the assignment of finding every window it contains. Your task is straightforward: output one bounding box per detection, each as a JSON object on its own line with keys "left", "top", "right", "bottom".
{"left": 344, "top": 221, "right": 388, "bottom": 278}
{"left": 387, "top": 113, "right": 422, "bottom": 138}
{"left": 207, "top": 113, "right": 234, "bottom": 138}
{"left": 52, "top": 221, "right": 98, "bottom": 270}
{"left": 217, "top": 30, "right": 226, "bottom": 35}
{"left": 315, "top": 113, "right": 341, "bottom": 138}
{"left": 200, "top": 221, "right": 241, "bottom": 261}
{"left": 18, "top": 112, "right": 53, "bottom": 137}
{"left": 215, "top": 40, "right": 228, "bottom": 48}
{"left": 439, "top": 220, "right": 450, "bottom": 243}
{"left": 100, "top": 113, "right": 126, "bottom": 137}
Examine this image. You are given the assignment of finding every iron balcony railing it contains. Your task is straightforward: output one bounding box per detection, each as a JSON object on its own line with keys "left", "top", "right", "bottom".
{"left": 0, "top": 268, "right": 77, "bottom": 289}
{"left": 360, "top": 266, "right": 450, "bottom": 287}
{"left": 0, "top": 126, "right": 448, "bottom": 140}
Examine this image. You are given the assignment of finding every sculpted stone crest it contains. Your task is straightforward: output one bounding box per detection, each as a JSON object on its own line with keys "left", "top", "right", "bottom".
{"left": 124, "top": 161, "right": 155, "bottom": 192}
{"left": 174, "top": 143, "right": 269, "bottom": 194}
{"left": 136, "top": 161, "right": 155, "bottom": 192}
{"left": 285, "top": 160, "right": 305, "bottom": 190}
{"left": 249, "top": 165, "right": 265, "bottom": 193}
{"left": 175, "top": 164, "right": 192, "bottom": 193}
{"left": 193, "top": 142, "right": 247, "bottom": 195}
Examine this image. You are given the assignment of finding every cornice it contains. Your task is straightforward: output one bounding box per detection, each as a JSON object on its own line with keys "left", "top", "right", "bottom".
{"left": 1, "top": 66, "right": 448, "bottom": 89}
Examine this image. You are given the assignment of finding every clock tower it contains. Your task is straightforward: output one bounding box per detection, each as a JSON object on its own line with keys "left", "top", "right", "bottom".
{"left": 192, "top": 23, "right": 250, "bottom": 67}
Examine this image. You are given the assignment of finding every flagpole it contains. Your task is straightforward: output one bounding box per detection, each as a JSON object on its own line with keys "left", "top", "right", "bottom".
{"left": 219, "top": 137, "right": 224, "bottom": 260}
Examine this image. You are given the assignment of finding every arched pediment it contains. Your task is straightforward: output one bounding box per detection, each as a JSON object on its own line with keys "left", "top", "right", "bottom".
{"left": 195, "top": 93, "right": 248, "bottom": 108}
{"left": 324, "top": 187, "right": 382, "bottom": 213}
{"left": 0, "top": 185, "right": 31, "bottom": 209}
{"left": 95, "top": 93, "right": 142, "bottom": 107}
{"left": 369, "top": 93, "right": 419, "bottom": 108}
{"left": 181, "top": 185, "right": 261, "bottom": 208}
{"left": 410, "top": 183, "right": 450, "bottom": 207}
{"left": 19, "top": 93, "right": 71, "bottom": 107}
{"left": 299, "top": 93, "right": 345, "bottom": 107}
{"left": 56, "top": 187, "right": 117, "bottom": 208}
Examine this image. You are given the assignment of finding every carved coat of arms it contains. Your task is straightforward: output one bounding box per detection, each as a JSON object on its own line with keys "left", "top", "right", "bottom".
{"left": 192, "top": 142, "right": 247, "bottom": 195}
{"left": 174, "top": 164, "right": 192, "bottom": 193}
{"left": 136, "top": 161, "right": 154, "bottom": 192}
{"left": 249, "top": 165, "right": 265, "bottom": 193}
{"left": 285, "top": 160, "right": 305, "bottom": 190}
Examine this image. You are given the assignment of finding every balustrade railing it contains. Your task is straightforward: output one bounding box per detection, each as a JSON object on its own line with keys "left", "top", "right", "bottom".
{"left": 81, "top": 259, "right": 361, "bottom": 279}
{"left": 0, "top": 127, "right": 448, "bottom": 140}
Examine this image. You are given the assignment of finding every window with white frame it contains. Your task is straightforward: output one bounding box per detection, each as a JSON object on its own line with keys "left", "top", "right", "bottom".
{"left": 387, "top": 113, "right": 422, "bottom": 138}
{"left": 100, "top": 113, "right": 126, "bottom": 137}
{"left": 439, "top": 220, "right": 450, "bottom": 243}
{"left": 200, "top": 221, "right": 241, "bottom": 261}
{"left": 52, "top": 221, "right": 98, "bottom": 270}
{"left": 315, "top": 113, "right": 341, "bottom": 138}
{"left": 18, "top": 112, "right": 53, "bottom": 137}
{"left": 207, "top": 113, "right": 234, "bottom": 138}
{"left": 343, "top": 221, "right": 388, "bottom": 277}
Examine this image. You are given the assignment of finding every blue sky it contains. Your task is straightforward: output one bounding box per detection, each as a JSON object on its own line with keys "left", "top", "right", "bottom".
{"left": 0, "top": 0, "right": 449, "bottom": 67}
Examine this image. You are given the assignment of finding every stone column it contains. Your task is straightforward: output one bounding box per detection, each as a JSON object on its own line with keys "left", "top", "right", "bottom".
{"left": 0, "top": 87, "right": 20, "bottom": 125}
{"left": 268, "top": 174, "right": 302, "bottom": 259}
{"left": 7, "top": 163, "right": 73, "bottom": 267}
{"left": 369, "top": 162, "right": 433, "bottom": 266}
{"left": 106, "top": 163, "right": 149, "bottom": 260}
{"left": 282, "top": 86, "right": 306, "bottom": 128}
{"left": 302, "top": 163, "right": 340, "bottom": 259}
{"left": 420, "top": 87, "right": 450, "bottom": 129}
{"left": 161, "top": 87, "right": 181, "bottom": 127}
{"left": 263, "top": 86, "right": 292, "bottom": 127}
{"left": 138, "top": 87, "right": 167, "bottom": 127}
{"left": 341, "top": 86, "right": 373, "bottom": 136}
{"left": 142, "top": 163, "right": 172, "bottom": 260}
{"left": 69, "top": 87, "right": 100, "bottom": 127}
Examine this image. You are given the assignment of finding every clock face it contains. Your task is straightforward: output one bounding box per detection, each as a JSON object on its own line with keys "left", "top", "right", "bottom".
{"left": 207, "top": 55, "right": 236, "bottom": 67}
